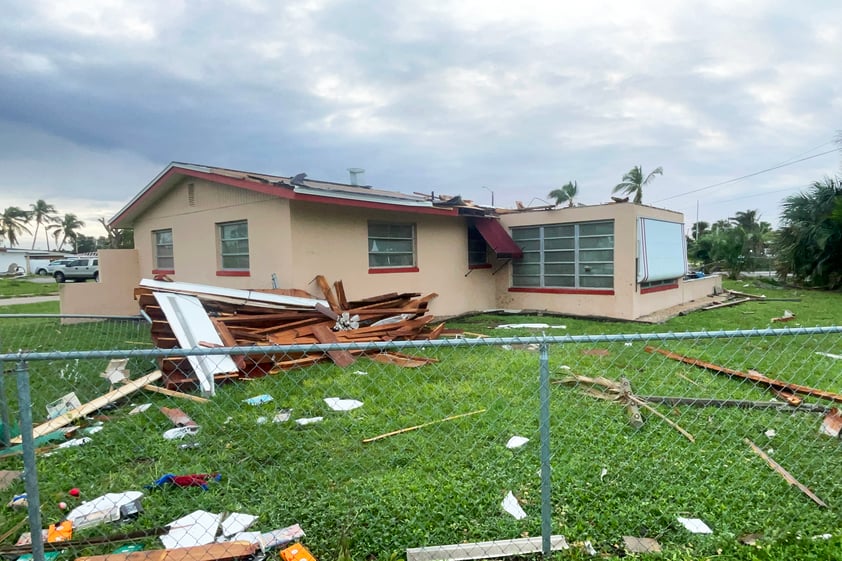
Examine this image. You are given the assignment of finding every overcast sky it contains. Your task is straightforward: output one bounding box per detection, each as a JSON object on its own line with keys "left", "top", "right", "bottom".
{"left": 2, "top": 0, "right": 841, "bottom": 248}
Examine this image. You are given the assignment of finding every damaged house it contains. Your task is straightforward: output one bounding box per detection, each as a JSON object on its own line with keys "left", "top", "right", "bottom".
{"left": 61, "top": 162, "right": 719, "bottom": 321}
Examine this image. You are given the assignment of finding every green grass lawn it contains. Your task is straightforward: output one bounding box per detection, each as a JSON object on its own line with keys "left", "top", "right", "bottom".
{"left": 1, "top": 279, "right": 841, "bottom": 561}
{"left": 0, "top": 276, "right": 59, "bottom": 298}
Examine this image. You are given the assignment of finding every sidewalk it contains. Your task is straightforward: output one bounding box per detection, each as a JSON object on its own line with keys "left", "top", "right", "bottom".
{"left": 0, "top": 295, "right": 60, "bottom": 306}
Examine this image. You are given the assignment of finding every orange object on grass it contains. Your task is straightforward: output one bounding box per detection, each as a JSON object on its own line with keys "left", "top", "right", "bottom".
{"left": 280, "top": 543, "right": 317, "bottom": 561}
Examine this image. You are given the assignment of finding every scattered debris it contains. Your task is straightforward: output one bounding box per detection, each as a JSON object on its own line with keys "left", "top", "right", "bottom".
{"left": 7, "top": 493, "right": 27, "bottom": 508}
{"left": 677, "top": 517, "right": 713, "bottom": 534}
{"left": 244, "top": 394, "right": 274, "bottom": 406}
{"left": 816, "top": 352, "right": 842, "bottom": 360}
{"left": 645, "top": 347, "right": 842, "bottom": 404}
{"left": 765, "top": 429, "right": 777, "bottom": 438}
{"left": 0, "top": 470, "right": 21, "bottom": 491}
{"left": 135, "top": 276, "right": 449, "bottom": 389}
{"left": 369, "top": 352, "right": 438, "bottom": 367}
{"left": 600, "top": 468, "right": 608, "bottom": 482}
{"left": 66, "top": 491, "right": 144, "bottom": 530}
{"left": 745, "top": 438, "right": 827, "bottom": 507}
{"left": 160, "top": 407, "right": 198, "bottom": 427}
{"left": 231, "top": 523, "right": 305, "bottom": 549}
{"left": 77, "top": 541, "right": 259, "bottom": 561}
{"left": 581, "top": 349, "right": 610, "bottom": 357}
{"left": 281, "top": 542, "right": 317, "bottom": 561}
{"left": 582, "top": 541, "right": 597, "bottom": 556}
{"left": 324, "top": 398, "right": 363, "bottom": 411}
{"left": 634, "top": 395, "right": 830, "bottom": 413}
{"left": 738, "top": 533, "right": 763, "bottom": 546}
{"left": 505, "top": 436, "right": 529, "bottom": 449}
{"left": 622, "top": 536, "right": 661, "bottom": 553}
{"left": 363, "top": 409, "right": 487, "bottom": 443}
{"left": 220, "top": 512, "right": 258, "bottom": 538}
{"left": 501, "top": 491, "right": 527, "bottom": 519}
{"left": 161, "top": 510, "right": 222, "bottom": 549}
{"left": 501, "top": 344, "right": 539, "bottom": 352}
{"left": 149, "top": 473, "right": 221, "bottom": 491}
{"left": 406, "top": 535, "right": 569, "bottom": 561}
{"left": 101, "top": 359, "right": 130, "bottom": 385}
{"left": 46, "top": 392, "right": 82, "bottom": 420}
{"left": 47, "top": 521, "right": 73, "bottom": 543}
{"left": 771, "top": 310, "right": 796, "bottom": 323}
{"left": 273, "top": 409, "right": 293, "bottom": 423}
{"left": 130, "top": 403, "right": 153, "bottom": 415}
{"left": 295, "top": 417, "right": 324, "bottom": 426}
{"left": 820, "top": 408, "right": 842, "bottom": 438}
{"left": 557, "top": 375, "right": 695, "bottom": 442}
{"left": 163, "top": 426, "right": 200, "bottom": 440}
{"left": 14, "top": 370, "right": 164, "bottom": 444}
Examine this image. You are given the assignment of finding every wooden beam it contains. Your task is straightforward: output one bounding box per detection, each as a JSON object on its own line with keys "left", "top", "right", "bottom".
{"left": 312, "top": 324, "right": 356, "bottom": 367}
{"left": 364, "top": 409, "right": 486, "bottom": 443}
{"left": 12, "top": 370, "right": 163, "bottom": 444}
{"left": 407, "top": 536, "right": 569, "bottom": 561}
{"left": 142, "top": 385, "right": 209, "bottom": 404}
{"left": 75, "top": 541, "right": 259, "bottom": 561}
{"left": 314, "top": 275, "right": 340, "bottom": 312}
{"left": 645, "top": 346, "right": 842, "bottom": 404}
{"left": 745, "top": 438, "right": 827, "bottom": 507}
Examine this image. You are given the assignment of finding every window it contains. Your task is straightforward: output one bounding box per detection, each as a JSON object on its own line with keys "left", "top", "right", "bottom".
{"left": 153, "top": 229, "right": 174, "bottom": 270}
{"left": 511, "top": 221, "right": 614, "bottom": 289}
{"left": 218, "top": 220, "right": 250, "bottom": 270}
{"left": 467, "top": 226, "right": 489, "bottom": 267}
{"left": 368, "top": 222, "right": 415, "bottom": 269}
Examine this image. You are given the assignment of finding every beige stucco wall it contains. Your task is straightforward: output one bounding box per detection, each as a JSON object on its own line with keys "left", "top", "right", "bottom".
{"left": 60, "top": 249, "right": 141, "bottom": 319}
{"left": 131, "top": 178, "right": 294, "bottom": 289}
{"left": 288, "top": 200, "right": 499, "bottom": 315}
{"left": 498, "top": 203, "right": 690, "bottom": 320}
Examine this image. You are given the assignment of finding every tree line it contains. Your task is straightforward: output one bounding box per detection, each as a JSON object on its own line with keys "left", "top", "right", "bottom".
{"left": 0, "top": 199, "right": 133, "bottom": 253}
{"left": 548, "top": 163, "right": 842, "bottom": 288}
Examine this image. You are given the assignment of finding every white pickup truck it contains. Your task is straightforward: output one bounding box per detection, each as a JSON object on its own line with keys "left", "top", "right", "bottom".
{"left": 53, "top": 257, "right": 99, "bottom": 283}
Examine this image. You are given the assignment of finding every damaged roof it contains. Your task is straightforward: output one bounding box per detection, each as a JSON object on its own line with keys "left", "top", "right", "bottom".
{"left": 110, "top": 162, "right": 494, "bottom": 228}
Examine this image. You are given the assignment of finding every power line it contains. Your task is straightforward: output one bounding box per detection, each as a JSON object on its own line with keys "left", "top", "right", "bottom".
{"left": 653, "top": 147, "right": 840, "bottom": 204}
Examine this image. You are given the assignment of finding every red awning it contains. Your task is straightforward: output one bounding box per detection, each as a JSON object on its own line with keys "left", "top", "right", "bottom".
{"left": 473, "top": 217, "right": 523, "bottom": 258}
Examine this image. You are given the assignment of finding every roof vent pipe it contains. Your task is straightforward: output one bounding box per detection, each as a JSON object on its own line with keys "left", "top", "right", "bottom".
{"left": 348, "top": 168, "right": 365, "bottom": 186}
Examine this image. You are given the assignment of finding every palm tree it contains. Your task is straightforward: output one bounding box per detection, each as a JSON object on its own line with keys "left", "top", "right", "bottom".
{"left": 0, "top": 206, "right": 32, "bottom": 248}
{"left": 29, "top": 199, "right": 58, "bottom": 250}
{"left": 548, "top": 181, "right": 579, "bottom": 207}
{"left": 612, "top": 165, "right": 663, "bottom": 204}
{"left": 774, "top": 176, "right": 842, "bottom": 287}
{"left": 48, "top": 213, "right": 85, "bottom": 252}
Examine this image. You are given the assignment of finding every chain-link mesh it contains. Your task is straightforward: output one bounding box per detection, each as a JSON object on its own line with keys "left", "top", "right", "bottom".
{"left": 1, "top": 316, "right": 842, "bottom": 560}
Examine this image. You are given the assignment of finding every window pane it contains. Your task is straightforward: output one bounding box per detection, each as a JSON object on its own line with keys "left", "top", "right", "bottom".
{"left": 580, "top": 236, "right": 614, "bottom": 249}
{"left": 544, "top": 275, "right": 575, "bottom": 288}
{"left": 511, "top": 227, "right": 540, "bottom": 241}
{"left": 543, "top": 224, "right": 575, "bottom": 238}
{"left": 580, "top": 276, "right": 613, "bottom": 288}
{"left": 512, "top": 275, "right": 541, "bottom": 287}
{"left": 368, "top": 222, "right": 416, "bottom": 268}
{"left": 222, "top": 254, "right": 250, "bottom": 269}
{"left": 544, "top": 263, "right": 575, "bottom": 275}
{"left": 579, "top": 221, "right": 613, "bottom": 236}
{"left": 513, "top": 263, "right": 541, "bottom": 276}
{"left": 544, "top": 237, "right": 575, "bottom": 250}
{"left": 218, "top": 221, "right": 249, "bottom": 270}
{"left": 580, "top": 263, "right": 614, "bottom": 275}
{"left": 579, "top": 249, "right": 614, "bottom": 262}
{"left": 544, "top": 250, "right": 574, "bottom": 263}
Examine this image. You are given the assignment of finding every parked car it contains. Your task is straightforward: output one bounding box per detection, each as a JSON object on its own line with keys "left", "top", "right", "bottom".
{"left": 53, "top": 257, "right": 99, "bottom": 283}
{"left": 43, "top": 259, "right": 74, "bottom": 276}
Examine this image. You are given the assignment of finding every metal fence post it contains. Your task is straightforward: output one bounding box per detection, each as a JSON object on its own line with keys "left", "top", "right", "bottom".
{"left": 0, "top": 357, "right": 10, "bottom": 447}
{"left": 16, "top": 360, "right": 45, "bottom": 561}
{"left": 539, "top": 342, "right": 552, "bottom": 555}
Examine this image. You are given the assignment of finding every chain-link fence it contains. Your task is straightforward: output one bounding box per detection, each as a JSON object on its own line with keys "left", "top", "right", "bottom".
{"left": 2, "top": 316, "right": 842, "bottom": 560}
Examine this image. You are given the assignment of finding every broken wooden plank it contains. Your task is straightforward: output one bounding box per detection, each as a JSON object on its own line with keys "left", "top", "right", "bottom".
{"left": 159, "top": 407, "right": 197, "bottom": 427}
{"left": 644, "top": 346, "right": 842, "bottom": 404}
{"left": 745, "top": 438, "right": 827, "bottom": 507}
{"left": 12, "top": 370, "right": 163, "bottom": 444}
{"left": 702, "top": 297, "right": 751, "bottom": 310}
{"left": 406, "top": 536, "right": 569, "bottom": 561}
{"left": 75, "top": 541, "right": 259, "bottom": 561}
{"left": 142, "top": 385, "right": 209, "bottom": 404}
{"left": 314, "top": 275, "right": 341, "bottom": 312}
{"left": 334, "top": 280, "right": 349, "bottom": 309}
{"left": 311, "top": 324, "right": 356, "bottom": 367}
{"left": 363, "top": 409, "right": 487, "bottom": 443}
{"left": 635, "top": 396, "right": 831, "bottom": 413}
{"left": 210, "top": 317, "right": 246, "bottom": 371}
{"left": 370, "top": 352, "right": 432, "bottom": 368}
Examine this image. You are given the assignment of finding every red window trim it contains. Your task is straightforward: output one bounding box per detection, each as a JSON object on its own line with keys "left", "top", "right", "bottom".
{"left": 509, "top": 287, "right": 614, "bottom": 295}
{"left": 640, "top": 283, "right": 679, "bottom": 294}
{"left": 151, "top": 269, "right": 175, "bottom": 275}
{"left": 468, "top": 263, "right": 492, "bottom": 270}
{"left": 216, "top": 270, "right": 251, "bottom": 277}
{"left": 368, "top": 267, "right": 419, "bottom": 274}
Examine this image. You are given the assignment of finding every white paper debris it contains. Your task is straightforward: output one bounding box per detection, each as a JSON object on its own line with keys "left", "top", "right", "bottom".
{"left": 583, "top": 541, "right": 597, "bottom": 556}
{"left": 295, "top": 417, "right": 324, "bottom": 425}
{"left": 256, "top": 417, "right": 268, "bottom": 425}
{"left": 161, "top": 510, "right": 222, "bottom": 549}
{"left": 56, "top": 437, "right": 92, "bottom": 449}
{"left": 624, "top": 342, "right": 633, "bottom": 347}
{"left": 502, "top": 491, "right": 527, "bottom": 520}
{"left": 816, "top": 352, "right": 842, "bottom": 360}
{"left": 163, "top": 426, "right": 200, "bottom": 440}
{"left": 221, "top": 512, "right": 258, "bottom": 537}
{"left": 558, "top": 365, "right": 571, "bottom": 371}
{"left": 765, "top": 429, "right": 776, "bottom": 438}
{"left": 324, "top": 398, "right": 364, "bottom": 411}
{"left": 273, "top": 409, "right": 292, "bottom": 423}
{"left": 600, "top": 468, "right": 608, "bottom": 482}
{"left": 353, "top": 370, "right": 368, "bottom": 376}
{"left": 506, "top": 436, "right": 530, "bottom": 449}
{"left": 677, "top": 517, "right": 713, "bottom": 534}
{"left": 129, "top": 403, "right": 152, "bottom": 415}
{"left": 66, "top": 491, "right": 143, "bottom": 530}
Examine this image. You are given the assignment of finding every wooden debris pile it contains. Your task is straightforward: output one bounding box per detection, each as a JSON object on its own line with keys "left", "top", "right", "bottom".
{"left": 136, "top": 276, "right": 451, "bottom": 389}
